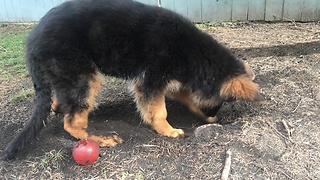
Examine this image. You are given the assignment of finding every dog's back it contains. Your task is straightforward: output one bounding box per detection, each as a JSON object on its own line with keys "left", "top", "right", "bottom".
{"left": 28, "top": 0, "right": 245, "bottom": 95}
{"left": 28, "top": 0, "right": 194, "bottom": 77}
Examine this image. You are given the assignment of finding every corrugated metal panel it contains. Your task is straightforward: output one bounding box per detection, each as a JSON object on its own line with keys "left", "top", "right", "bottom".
{"left": 213, "top": 0, "right": 233, "bottom": 22}
{"left": 265, "top": 0, "right": 284, "bottom": 21}
{"left": 283, "top": 0, "right": 303, "bottom": 21}
{"left": 201, "top": 0, "right": 216, "bottom": 22}
{"left": 232, "top": 0, "right": 250, "bottom": 21}
{"left": 1, "top": 0, "right": 16, "bottom": 21}
{"left": 0, "top": 0, "right": 319, "bottom": 22}
{"left": 160, "top": 0, "right": 175, "bottom": 11}
{"left": 186, "top": 0, "right": 202, "bottom": 22}
{"left": 248, "top": 0, "right": 265, "bottom": 21}
{"left": 0, "top": 0, "right": 65, "bottom": 22}
{"left": 137, "top": 0, "right": 158, "bottom": 6}
{"left": 301, "top": 0, "right": 320, "bottom": 21}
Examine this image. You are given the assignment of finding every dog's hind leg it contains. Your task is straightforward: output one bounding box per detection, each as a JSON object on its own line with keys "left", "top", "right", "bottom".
{"left": 168, "top": 89, "right": 219, "bottom": 123}
{"left": 57, "top": 73, "right": 123, "bottom": 147}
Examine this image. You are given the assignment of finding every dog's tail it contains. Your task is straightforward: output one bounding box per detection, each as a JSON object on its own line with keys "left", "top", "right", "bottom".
{"left": 1, "top": 59, "right": 52, "bottom": 160}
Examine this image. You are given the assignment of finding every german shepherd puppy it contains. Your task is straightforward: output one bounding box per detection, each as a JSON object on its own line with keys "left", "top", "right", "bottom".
{"left": 1, "top": 0, "right": 265, "bottom": 160}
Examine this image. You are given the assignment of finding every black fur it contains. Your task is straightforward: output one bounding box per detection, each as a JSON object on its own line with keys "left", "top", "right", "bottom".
{"left": 1, "top": 0, "right": 255, "bottom": 160}
{"left": 202, "top": 103, "right": 223, "bottom": 117}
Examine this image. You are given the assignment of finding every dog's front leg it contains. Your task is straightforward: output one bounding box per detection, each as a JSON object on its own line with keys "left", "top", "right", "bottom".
{"left": 133, "top": 89, "right": 184, "bottom": 138}
{"left": 168, "top": 89, "right": 219, "bottom": 123}
{"left": 63, "top": 112, "right": 123, "bottom": 147}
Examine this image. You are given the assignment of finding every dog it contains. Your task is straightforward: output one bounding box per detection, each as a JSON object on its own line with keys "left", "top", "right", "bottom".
{"left": 1, "top": 0, "right": 265, "bottom": 160}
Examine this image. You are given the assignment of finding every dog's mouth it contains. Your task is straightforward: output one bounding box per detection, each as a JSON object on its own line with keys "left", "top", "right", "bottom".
{"left": 224, "top": 97, "right": 236, "bottom": 102}
{"left": 201, "top": 103, "right": 223, "bottom": 117}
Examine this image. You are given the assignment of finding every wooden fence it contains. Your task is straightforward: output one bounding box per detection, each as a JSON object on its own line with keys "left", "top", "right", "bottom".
{"left": 0, "top": 0, "right": 319, "bottom": 22}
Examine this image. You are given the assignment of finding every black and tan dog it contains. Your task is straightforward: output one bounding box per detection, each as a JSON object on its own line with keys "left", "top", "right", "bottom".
{"left": 1, "top": 0, "right": 265, "bottom": 160}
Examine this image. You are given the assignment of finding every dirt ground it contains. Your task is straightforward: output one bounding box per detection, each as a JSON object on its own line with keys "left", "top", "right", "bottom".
{"left": 0, "top": 22, "right": 319, "bottom": 179}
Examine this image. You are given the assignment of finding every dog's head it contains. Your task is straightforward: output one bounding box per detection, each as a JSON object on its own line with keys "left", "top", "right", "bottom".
{"left": 219, "top": 63, "right": 266, "bottom": 104}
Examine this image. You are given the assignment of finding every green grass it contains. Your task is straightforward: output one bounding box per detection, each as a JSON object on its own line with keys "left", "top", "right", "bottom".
{"left": 195, "top": 20, "right": 245, "bottom": 30}
{"left": 0, "top": 23, "right": 33, "bottom": 81}
{"left": 195, "top": 22, "right": 220, "bottom": 30}
{"left": 38, "top": 149, "right": 65, "bottom": 170}
{"left": 9, "top": 88, "right": 34, "bottom": 103}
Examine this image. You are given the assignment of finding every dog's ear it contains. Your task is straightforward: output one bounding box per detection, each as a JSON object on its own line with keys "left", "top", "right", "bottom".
{"left": 220, "top": 75, "right": 266, "bottom": 104}
{"left": 244, "top": 63, "right": 255, "bottom": 80}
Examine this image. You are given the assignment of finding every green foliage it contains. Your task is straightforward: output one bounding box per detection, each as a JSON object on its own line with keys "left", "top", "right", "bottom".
{"left": 9, "top": 88, "right": 34, "bottom": 103}
{"left": 38, "top": 149, "right": 65, "bottom": 170}
{"left": 0, "top": 23, "right": 33, "bottom": 81}
{"left": 195, "top": 20, "right": 245, "bottom": 30}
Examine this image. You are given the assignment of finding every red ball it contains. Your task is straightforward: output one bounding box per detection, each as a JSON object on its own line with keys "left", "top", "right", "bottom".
{"left": 72, "top": 139, "right": 100, "bottom": 165}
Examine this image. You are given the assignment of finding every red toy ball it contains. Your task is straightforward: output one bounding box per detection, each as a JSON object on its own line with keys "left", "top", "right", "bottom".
{"left": 72, "top": 139, "right": 100, "bottom": 165}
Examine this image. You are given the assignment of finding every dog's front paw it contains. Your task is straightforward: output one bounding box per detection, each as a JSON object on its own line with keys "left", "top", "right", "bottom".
{"left": 165, "top": 128, "right": 185, "bottom": 138}
{"left": 205, "top": 116, "right": 218, "bottom": 123}
{"left": 90, "top": 135, "right": 124, "bottom": 147}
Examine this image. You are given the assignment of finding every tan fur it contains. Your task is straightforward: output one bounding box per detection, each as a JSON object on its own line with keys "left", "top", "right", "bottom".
{"left": 165, "top": 80, "right": 182, "bottom": 92}
{"left": 86, "top": 73, "right": 104, "bottom": 110}
{"left": 51, "top": 97, "right": 59, "bottom": 112}
{"left": 166, "top": 80, "right": 220, "bottom": 122}
{"left": 220, "top": 75, "right": 261, "bottom": 101}
{"left": 168, "top": 88, "right": 218, "bottom": 123}
{"left": 128, "top": 72, "right": 263, "bottom": 139}
{"left": 64, "top": 113, "right": 122, "bottom": 146}
{"left": 244, "top": 63, "right": 255, "bottom": 80}
{"left": 132, "top": 82, "right": 184, "bottom": 138}
{"left": 187, "top": 90, "right": 222, "bottom": 108}
{"left": 63, "top": 72, "right": 123, "bottom": 147}
{"left": 63, "top": 112, "right": 89, "bottom": 139}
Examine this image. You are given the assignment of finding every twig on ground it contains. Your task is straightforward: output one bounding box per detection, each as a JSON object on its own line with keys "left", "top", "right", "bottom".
{"left": 281, "top": 120, "right": 294, "bottom": 141}
{"left": 142, "top": 144, "right": 159, "bottom": 148}
{"left": 292, "top": 98, "right": 302, "bottom": 113}
{"left": 266, "top": 121, "right": 287, "bottom": 140}
{"left": 266, "top": 120, "right": 295, "bottom": 144}
{"left": 221, "top": 149, "right": 232, "bottom": 180}
{"left": 108, "top": 131, "right": 119, "bottom": 135}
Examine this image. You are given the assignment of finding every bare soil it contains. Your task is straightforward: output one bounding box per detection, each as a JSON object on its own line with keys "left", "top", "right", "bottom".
{"left": 0, "top": 22, "right": 319, "bottom": 179}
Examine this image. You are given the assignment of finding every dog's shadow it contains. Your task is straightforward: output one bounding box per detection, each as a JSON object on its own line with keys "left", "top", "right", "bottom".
{"left": 88, "top": 97, "right": 252, "bottom": 137}
{"left": 13, "top": 93, "right": 256, "bottom": 160}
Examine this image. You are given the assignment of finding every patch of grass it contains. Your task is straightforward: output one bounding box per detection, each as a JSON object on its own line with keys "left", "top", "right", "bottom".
{"left": 195, "top": 20, "right": 246, "bottom": 30}
{"left": 195, "top": 22, "right": 219, "bottom": 30}
{"left": 134, "top": 171, "right": 144, "bottom": 180}
{"left": 113, "top": 171, "right": 144, "bottom": 180}
{"left": 38, "top": 149, "right": 65, "bottom": 170}
{"left": 119, "top": 171, "right": 129, "bottom": 180}
{"left": 0, "top": 23, "right": 33, "bottom": 81}
{"left": 9, "top": 88, "right": 34, "bottom": 103}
